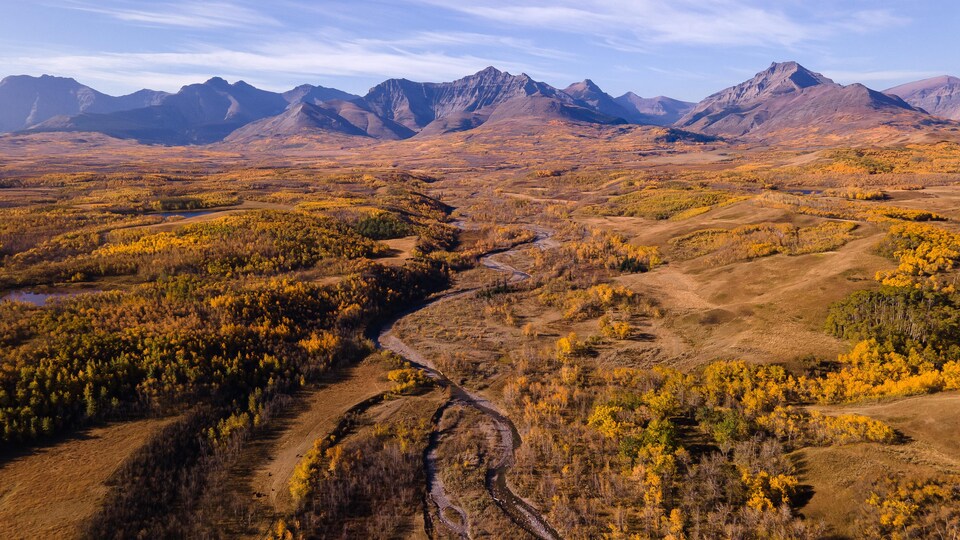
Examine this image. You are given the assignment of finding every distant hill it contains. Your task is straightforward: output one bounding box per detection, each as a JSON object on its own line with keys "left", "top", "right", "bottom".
{"left": 564, "top": 79, "right": 634, "bottom": 121}
{"left": 226, "top": 100, "right": 414, "bottom": 142}
{"left": 614, "top": 93, "right": 694, "bottom": 126}
{"left": 283, "top": 84, "right": 361, "bottom": 105}
{"left": 0, "top": 75, "right": 166, "bottom": 132}
{"left": 31, "top": 77, "right": 289, "bottom": 144}
{"left": 675, "top": 61, "right": 934, "bottom": 138}
{"left": 886, "top": 76, "right": 960, "bottom": 120}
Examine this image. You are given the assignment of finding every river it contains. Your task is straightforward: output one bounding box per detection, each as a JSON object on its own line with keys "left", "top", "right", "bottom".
{"left": 376, "top": 225, "right": 562, "bottom": 540}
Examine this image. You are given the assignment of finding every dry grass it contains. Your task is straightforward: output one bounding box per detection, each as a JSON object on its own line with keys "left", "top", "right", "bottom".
{"left": 597, "top": 199, "right": 889, "bottom": 369}
{"left": 795, "top": 392, "right": 960, "bottom": 537}
{"left": 0, "top": 416, "right": 177, "bottom": 540}
{"left": 203, "top": 359, "right": 397, "bottom": 538}
{"left": 377, "top": 235, "right": 419, "bottom": 266}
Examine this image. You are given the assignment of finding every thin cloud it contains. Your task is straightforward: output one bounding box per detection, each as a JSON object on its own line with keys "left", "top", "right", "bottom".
{"left": 373, "top": 32, "right": 577, "bottom": 61}
{"left": 421, "top": 0, "right": 904, "bottom": 49}
{"left": 822, "top": 69, "right": 946, "bottom": 85}
{"left": 0, "top": 36, "right": 545, "bottom": 92}
{"left": 647, "top": 66, "right": 710, "bottom": 80}
{"left": 57, "top": 1, "right": 280, "bottom": 29}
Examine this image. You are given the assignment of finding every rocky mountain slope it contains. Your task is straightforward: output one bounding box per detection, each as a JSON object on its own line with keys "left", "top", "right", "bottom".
{"left": 31, "top": 77, "right": 289, "bottom": 144}
{"left": 363, "top": 66, "right": 620, "bottom": 135}
{"left": 226, "top": 100, "right": 414, "bottom": 142}
{"left": 675, "top": 62, "right": 933, "bottom": 138}
{"left": 886, "top": 75, "right": 960, "bottom": 120}
{"left": 12, "top": 61, "right": 948, "bottom": 145}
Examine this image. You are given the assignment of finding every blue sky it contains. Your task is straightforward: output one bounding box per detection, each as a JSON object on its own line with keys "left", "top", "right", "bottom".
{"left": 0, "top": 1, "right": 955, "bottom": 101}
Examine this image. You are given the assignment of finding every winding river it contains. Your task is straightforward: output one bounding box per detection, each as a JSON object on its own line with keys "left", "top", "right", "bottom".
{"left": 376, "top": 225, "right": 562, "bottom": 540}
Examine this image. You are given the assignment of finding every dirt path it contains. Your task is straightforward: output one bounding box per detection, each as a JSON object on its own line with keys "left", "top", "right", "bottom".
{"left": 0, "top": 416, "right": 175, "bottom": 540}
{"left": 212, "top": 361, "right": 394, "bottom": 538}
{"left": 252, "top": 362, "right": 394, "bottom": 513}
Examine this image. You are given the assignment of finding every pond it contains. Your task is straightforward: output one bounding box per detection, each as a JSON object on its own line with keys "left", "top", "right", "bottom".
{"left": 152, "top": 209, "right": 220, "bottom": 219}
{"left": 1, "top": 289, "right": 101, "bottom": 306}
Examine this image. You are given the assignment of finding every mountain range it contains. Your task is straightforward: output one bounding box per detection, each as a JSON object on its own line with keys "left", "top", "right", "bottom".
{"left": 0, "top": 75, "right": 167, "bottom": 133}
{"left": 2, "top": 62, "right": 957, "bottom": 145}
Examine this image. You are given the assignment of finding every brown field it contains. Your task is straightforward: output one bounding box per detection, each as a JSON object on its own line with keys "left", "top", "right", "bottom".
{"left": 378, "top": 235, "right": 419, "bottom": 266}
{"left": 0, "top": 416, "right": 177, "bottom": 539}
{"left": 797, "top": 392, "right": 960, "bottom": 537}
{"left": 204, "top": 358, "right": 398, "bottom": 538}
{"left": 603, "top": 201, "right": 888, "bottom": 368}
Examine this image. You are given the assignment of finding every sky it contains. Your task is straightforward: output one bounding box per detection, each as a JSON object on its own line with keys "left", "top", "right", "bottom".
{"left": 0, "top": 1, "right": 956, "bottom": 101}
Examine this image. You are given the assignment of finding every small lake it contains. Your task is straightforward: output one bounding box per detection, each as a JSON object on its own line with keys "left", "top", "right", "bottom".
{"left": 1, "top": 289, "right": 101, "bottom": 306}
{"left": 152, "top": 209, "right": 219, "bottom": 219}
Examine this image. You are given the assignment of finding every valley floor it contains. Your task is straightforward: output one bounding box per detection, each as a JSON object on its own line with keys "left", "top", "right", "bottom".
{"left": 2, "top": 131, "right": 960, "bottom": 537}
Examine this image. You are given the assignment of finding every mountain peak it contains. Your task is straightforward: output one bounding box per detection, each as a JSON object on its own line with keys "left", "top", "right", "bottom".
{"left": 1, "top": 74, "right": 82, "bottom": 87}
{"left": 283, "top": 84, "right": 360, "bottom": 106}
{"left": 613, "top": 92, "right": 695, "bottom": 126}
{"left": 0, "top": 74, "right": 171, "bottom": 133}
{"left": 363, "top": 67, "right": 575, "bottom": 131}
{"left": 38, "top": 74, "right": 76, "bottom": 82}
{"left": 568, "top": 79, "right": 603, "bottom": 93}
{"left": 759, "top": 61, "right": 834, "bottom": 90}
{"left": 689, "top": 61, "right": 835, "bottom": 109}
{"left": 676, "top": 61, "right": 927, "bottom": 138}
{"left": 476, "top": 66, "right": 505, "bottom": 76}
{"left": 204, "top": 76, "right": 231, "bottom": 88}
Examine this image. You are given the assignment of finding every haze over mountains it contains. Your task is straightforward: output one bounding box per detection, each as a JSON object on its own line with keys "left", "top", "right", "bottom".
{"left": 0, "top": 75, "right": 167, "bottom": 133}
{"left": 563, "top": 79, "right": 694, "bottom": 126}
{"left": 886, "top": 76, "right": 960, "bottom": 120}
{"left": 2, "top": 61, "right": 958, "bottom": 145}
